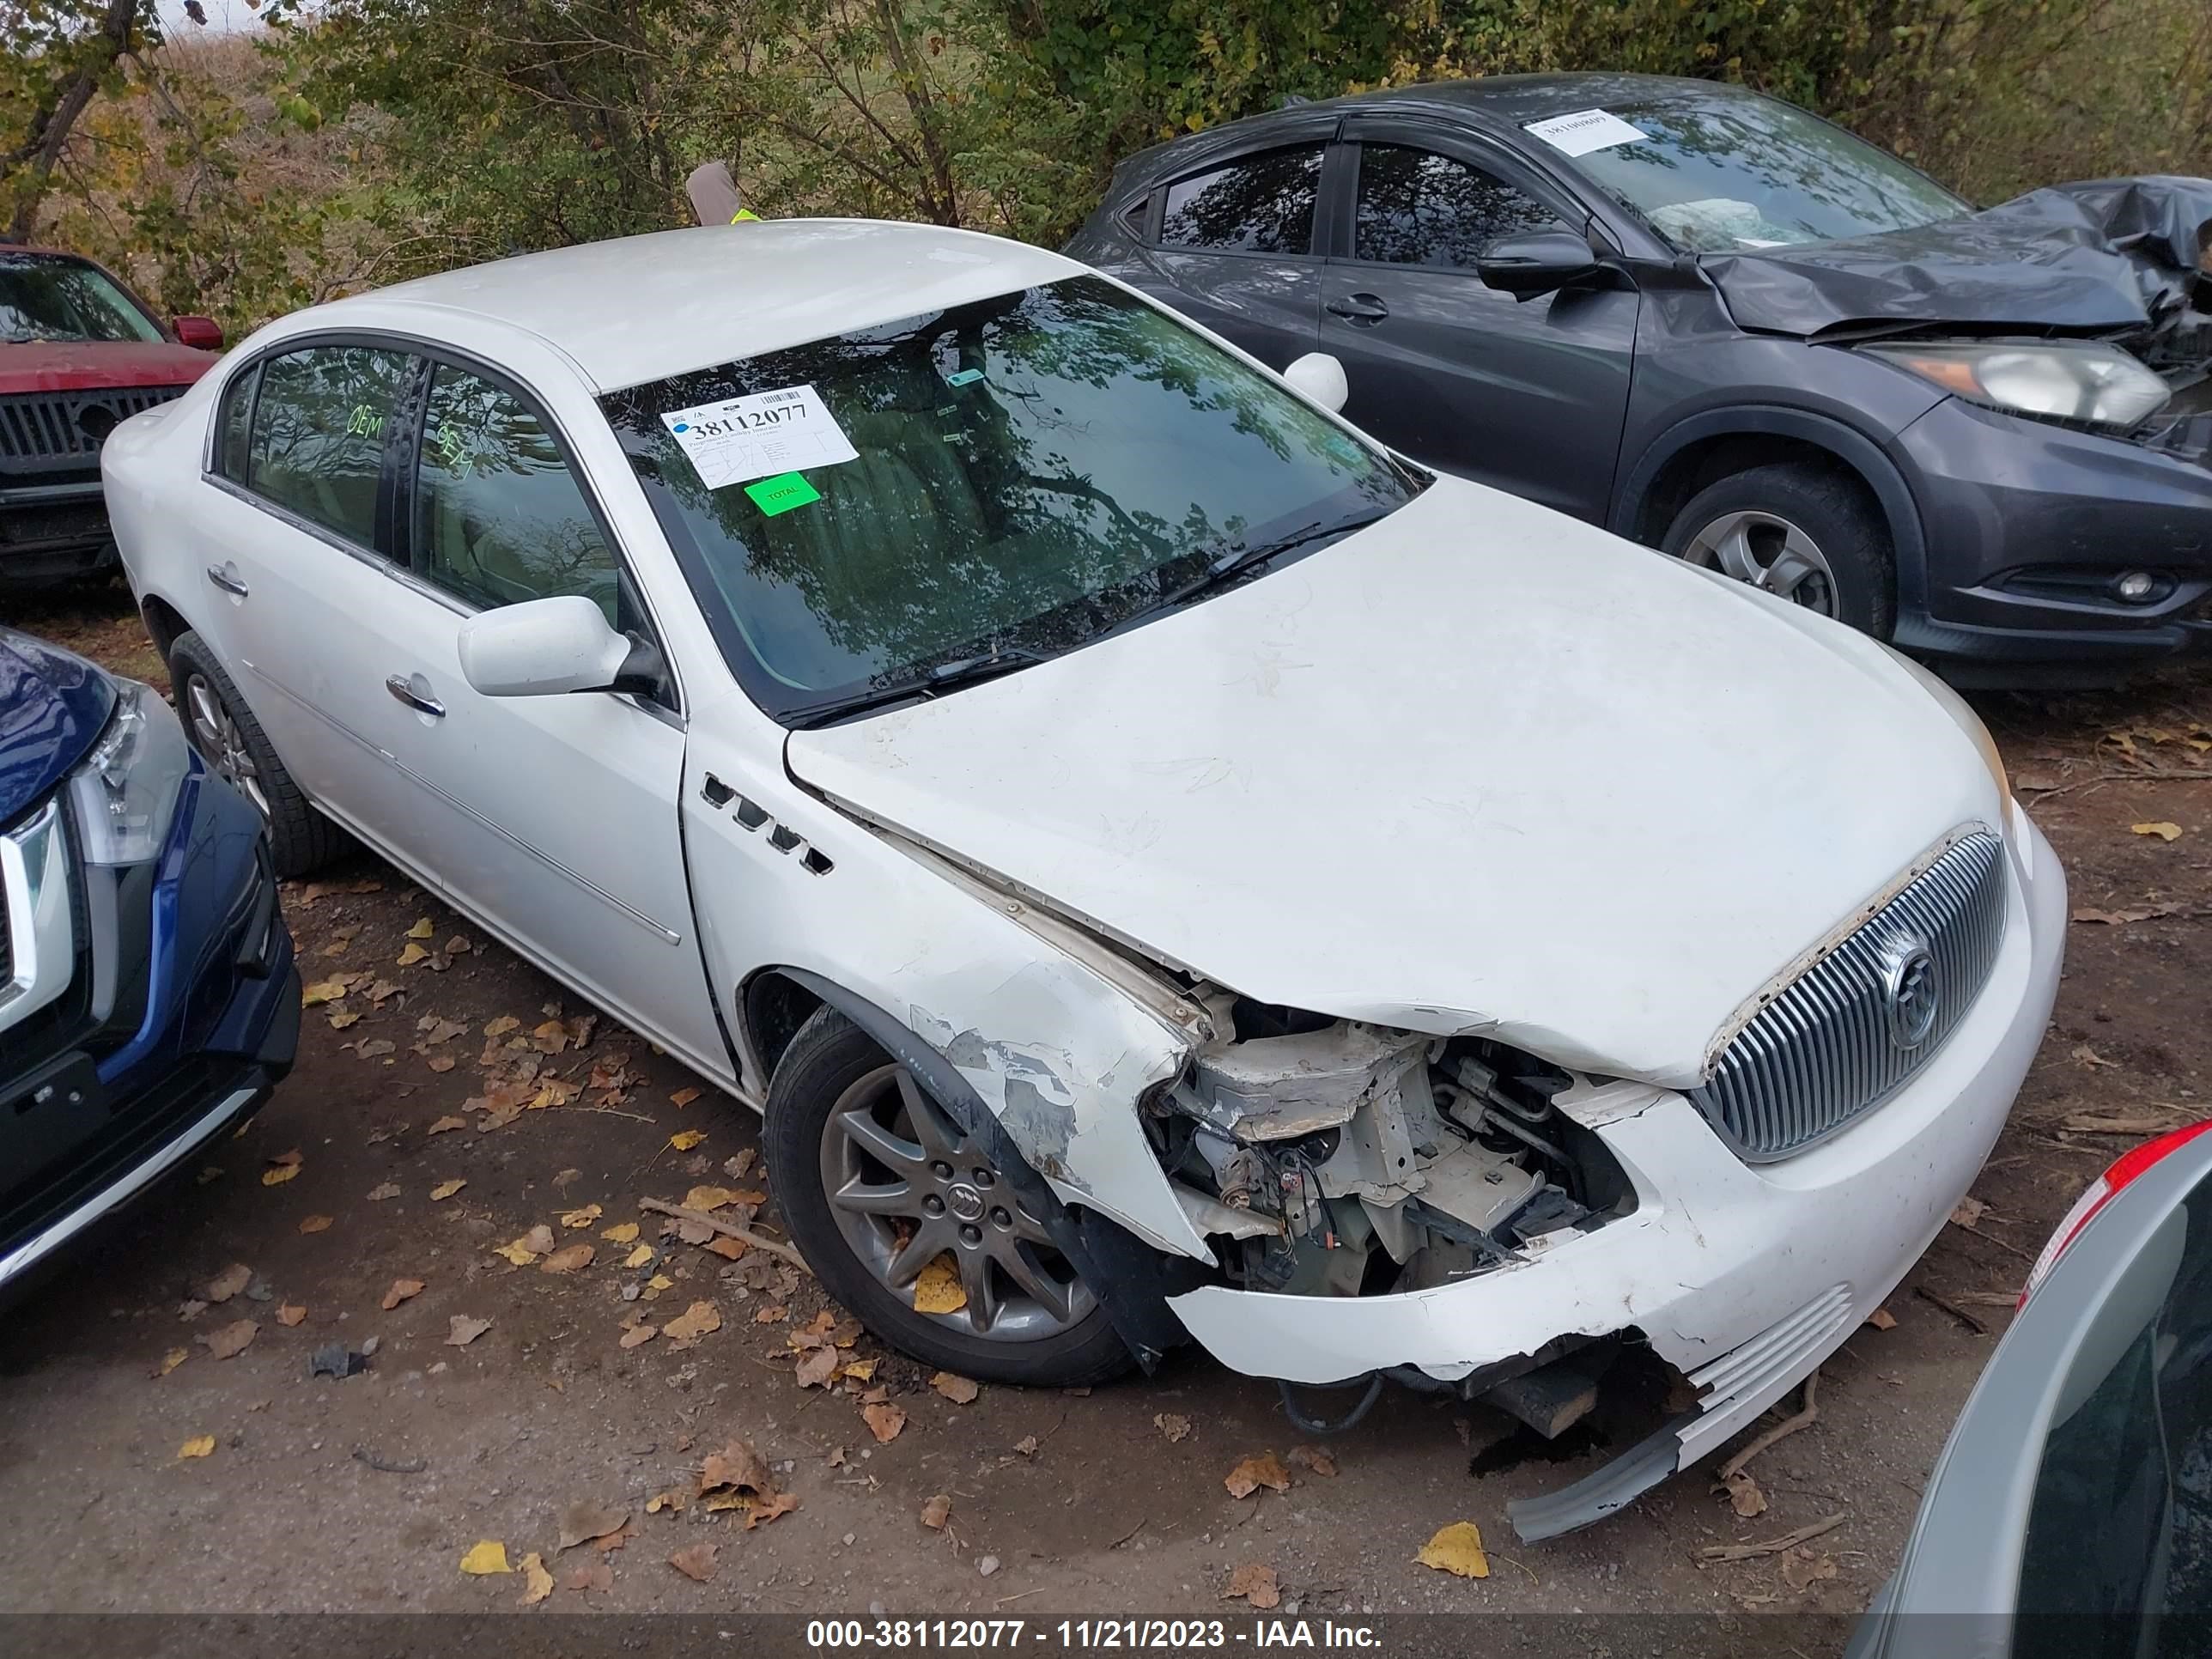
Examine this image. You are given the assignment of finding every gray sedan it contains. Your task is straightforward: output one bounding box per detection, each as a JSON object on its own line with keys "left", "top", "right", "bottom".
{"left": 1066, "top": 72, "right": 2212, "bottom": 684}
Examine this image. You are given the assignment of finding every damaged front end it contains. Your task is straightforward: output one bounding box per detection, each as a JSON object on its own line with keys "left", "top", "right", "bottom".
{"left": 1146, "top": 997, "right": 1646, "bottom": 1438}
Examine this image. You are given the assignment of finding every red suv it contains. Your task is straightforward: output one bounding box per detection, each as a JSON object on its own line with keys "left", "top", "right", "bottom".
{"left": 1, "top": 246, "right": 223, "bottom": 591}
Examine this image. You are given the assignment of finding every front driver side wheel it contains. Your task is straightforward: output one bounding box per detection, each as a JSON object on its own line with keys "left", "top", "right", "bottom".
{"left": 1661, "top": 461, "right": 1896, "bottom": 637}
{"left": 167, "top": 629, "right": 346, "bottom": 878}
{"left": 766, "top": 1007, "right": 1132, "bottom": 1387}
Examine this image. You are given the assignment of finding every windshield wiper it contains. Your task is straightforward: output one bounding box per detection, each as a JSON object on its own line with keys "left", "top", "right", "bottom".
{"left": 1151, "top": 514, "right": 1389, "bottom": 613}
{"left": 782, "top": 645, "right": 1054, "bottom": 729}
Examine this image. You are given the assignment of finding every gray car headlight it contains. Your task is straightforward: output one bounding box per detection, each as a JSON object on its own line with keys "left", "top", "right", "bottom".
{"left": 67, "top": 681, "right": 194, "bottom": 866}
{"left": 1863, "top": 340, "right": 2169, "bottom": 428}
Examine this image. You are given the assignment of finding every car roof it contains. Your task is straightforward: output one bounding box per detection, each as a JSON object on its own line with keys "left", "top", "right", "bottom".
{"left": 295, "top": 221, "right": 1086, "bottom": 393}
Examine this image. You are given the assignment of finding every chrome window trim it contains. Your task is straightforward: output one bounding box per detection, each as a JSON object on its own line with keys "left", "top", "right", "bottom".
{"left": 0, "top": 799, "right": 77, "bottom": 1036}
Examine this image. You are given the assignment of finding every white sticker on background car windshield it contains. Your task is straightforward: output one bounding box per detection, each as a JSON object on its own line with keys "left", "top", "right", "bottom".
{"left": 1522, "top": 108, "right": 1650, "bottom": 157}
{"left": 659, "top": 384, "right": 858, "bottom": 490}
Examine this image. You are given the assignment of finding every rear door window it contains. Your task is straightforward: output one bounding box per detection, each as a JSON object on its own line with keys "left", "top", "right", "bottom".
{"left": 215, "top": 363, "right": 257, "bottom": 482}
{"left": 1158, "top": 146, "right": 1325, "bottom": 255}
{"left": 246, "top": 345, "right": 412, "bottom": 550}
{"left": 1353, "top": 144, "right": 1565, "bottom": 270}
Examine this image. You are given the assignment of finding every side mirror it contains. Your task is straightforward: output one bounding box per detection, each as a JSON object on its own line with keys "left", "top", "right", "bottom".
{"left": 1281, "top": 350, "right": 1348, "bottom": 413}
{"left": 173, "top": 315, "right": 224, "bottom": 351}
{"left": 1476, "top": 230, "right": 1604, "bottom": 299}
{"left": 456, "top": 595, "right": 659, "bottom": 698}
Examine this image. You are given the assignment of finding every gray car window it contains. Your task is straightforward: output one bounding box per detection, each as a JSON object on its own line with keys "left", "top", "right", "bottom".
{"left": 2014, "top": 1178, "right": 2212, "bottom": 1656}
{"left": 413, "top": 364, "right": 621, "bottom": 625}
{"left": 246, "top": 345, "right": 412, "bottom": 549}
{"left": 1158, "top": 146, "right": 1323, "bottom": 255}
{"left": 1353, "top": 145, "right": 1565, "bottom": 270}
{"left": 216, "top": 362, "right": 256, "bottom": 482}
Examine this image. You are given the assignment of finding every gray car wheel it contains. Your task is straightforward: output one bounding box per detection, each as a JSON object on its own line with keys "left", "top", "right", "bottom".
{"left": 1662, "top": 461, "right": 1897, "bottom": 637}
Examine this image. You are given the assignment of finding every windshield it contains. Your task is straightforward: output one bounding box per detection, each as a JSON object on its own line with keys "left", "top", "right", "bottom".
{"left": 600, "top": 275, "right": 1417, "bottom": 723}
{"left": 0, "top": 255, "right": 165, "bottom": 345}
{"left": 1547, "top": 94, "right": 1968, "bottom": 254}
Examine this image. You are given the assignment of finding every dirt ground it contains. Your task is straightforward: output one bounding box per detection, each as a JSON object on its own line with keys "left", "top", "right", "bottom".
{"left": 3, "top": 582, "right": 2209, "bottom": 1628}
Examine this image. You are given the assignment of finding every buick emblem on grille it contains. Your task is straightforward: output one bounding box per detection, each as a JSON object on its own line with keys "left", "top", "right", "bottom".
{"left": 1880, "top": 935, "right": 1941, "bottom": 1049}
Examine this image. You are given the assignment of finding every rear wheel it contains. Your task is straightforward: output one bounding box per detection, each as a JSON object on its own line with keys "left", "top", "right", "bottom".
{"left": 766, "top": 1007, "right": 1131, "bottom": 1386}
{"left": 167, "top": 629, "right": 345, "bottom": 878}
{"left": 1662, "top": 461, "right": 1895, "bottom": 636}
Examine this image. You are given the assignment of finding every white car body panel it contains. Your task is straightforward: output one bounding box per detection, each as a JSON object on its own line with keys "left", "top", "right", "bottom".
{"left": 96, "top": 221, "right": 2065, "bottom": 1539}
{"left": 789, "top": 477, "right": 2002, "bottom": 1088}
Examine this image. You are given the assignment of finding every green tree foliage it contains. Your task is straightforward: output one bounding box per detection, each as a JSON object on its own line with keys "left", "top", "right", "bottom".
{"left": 3, "top": 0, "right": 160, "bottom": 240}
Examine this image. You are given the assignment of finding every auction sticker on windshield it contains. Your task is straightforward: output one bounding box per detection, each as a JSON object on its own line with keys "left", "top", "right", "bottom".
{"left": 660, "top": 384, "right": 858, "bottom": 489}
{"left": 1523, "top": 108, "right": 1649, "bottom": 157}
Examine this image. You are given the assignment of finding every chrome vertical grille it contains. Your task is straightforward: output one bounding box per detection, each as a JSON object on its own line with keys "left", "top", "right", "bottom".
{"left": 1691, "top": 831, "right": 2008, "bottom": 1162}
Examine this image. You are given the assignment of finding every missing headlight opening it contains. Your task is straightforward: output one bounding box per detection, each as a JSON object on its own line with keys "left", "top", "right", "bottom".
{"left": 1148, "top": 1000, "right": 1634, "bottom": 1303}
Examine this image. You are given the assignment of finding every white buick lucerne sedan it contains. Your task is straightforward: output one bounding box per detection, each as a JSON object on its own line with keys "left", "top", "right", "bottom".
{"left": 101, "top": 221, "right": 2063, "bottom": 1539}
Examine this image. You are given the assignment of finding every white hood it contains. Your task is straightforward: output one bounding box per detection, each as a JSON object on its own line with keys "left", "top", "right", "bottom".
{"left": 787, "top": 480, "right": 2001, "bottom": 1089}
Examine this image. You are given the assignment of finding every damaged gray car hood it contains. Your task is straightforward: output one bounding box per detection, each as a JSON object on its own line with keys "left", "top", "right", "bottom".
{"left": 1705, "top": 174, "right": 2212, "bottom": 337}
{"left": 786, "top": 480, "right": 2003, "bottom": 1091}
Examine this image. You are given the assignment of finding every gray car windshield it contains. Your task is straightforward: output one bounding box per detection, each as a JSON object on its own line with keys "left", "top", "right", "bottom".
{"left": 0, "top": 255, "right": 164, "bottom": 345}
{"left": 1556, "top": 95, "right": 1968, "bottom": 253}
{"left": 600, "top": 275, "right": 1417, "bottom": 725}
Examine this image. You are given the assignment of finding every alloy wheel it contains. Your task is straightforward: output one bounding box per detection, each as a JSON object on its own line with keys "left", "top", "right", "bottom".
{"left": 1680, "top": 508, "right": 1839, "bottom": 616}
{"left": 183, "top": 672, "right": 269, "bottom": 817}
{"left": 818, "top": 1063, "right": 1093, "bottom": 1341}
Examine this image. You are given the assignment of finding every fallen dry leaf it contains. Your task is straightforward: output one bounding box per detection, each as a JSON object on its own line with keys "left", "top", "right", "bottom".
{"left": 484, "top": 1015, "right": 520, "bottom": 1039}
{"left": 532, "top": 1018, "right": 570, "bottom": 1054}
{"left": 427, "top": 1115, "right": 468, "bottom": 1136}
{"left": 1949, "top": 1195, "right": 1989, "bottom": 1229}
{"left": 521, "top": 1224, "right": 556, "bottom": 1254}
{"left": 1865, "top": 1307, "right": 1899, "bottom": 1331}
{"left": 381, "top": 1277, "right": 426, "bottom": 1310}
{"left": 646, "top": 1487, "right": 688, "bottom": 1514}
{"left": 1224, "top": 1562, "right": 1281, "bottom": 1609}
{"left": 754, "top": 1304, "right": 787, "bottom": 1324}
{"left": 1415, "top": 1521, "right": 1490, "bottom": 1578}
{"left": 1723, "top": 1468, "right": 1769, "bottom": 1517}
{"left": 2131, "top": 821, "right": 2184, "bottom": 842}
{"left": 1224, "top": 1451, "right": 1291, "bottom": 1498}
{"left": 560, "top": 1204, "right": 602, "bottom": 1229}
{"left": 795, "top": 1346, "right": 841, "bottom": 1389}
{"left": 519, "top": 1552, "right": 554, "bottom": 1606}
{"left": 562, "top": 1559, "right": 612, "bottom": 1595}
{"left": 495, "top": 1239, "right": 538, "bottom": 1267}
{"left": 541, "top": 1243, "right": 594, "bottom": 1274}
{"left": 328, "top": 1010, "right": 361, "bottom": 1030}
{"left": 260, "top": 1161, "right": 301, "bottom": 1188}
{"left": 623, "top": 1243, "right": 655, "bottom": 1269}
{"left": 405, "top": 917, "right": 435, "bottom": 939}
{"left": 367, "top": 1182, "right": 402, "bottom": 1202}
{"left": 459, "top": 1540, "right": 511, "bottom": 1576}
{"left": 671, "top": 1087, "right": 702, "bottom": 1108}
{"left": 447, "top": 1315, "right": 492, "bottom": 1346}
{"left": 199, "top": 1319, "right": 257, "bottom": 1360}
{"left": 601, "top": 1222, "right": 639, "bottom": 1244}
{"left": 1287, "top": 1444, "right": 1337, "bottom": 1477}
{"left": 2073, "top": 1042, "right": 2122, "bottom": 1070}
{"left": 298, "top": 1214, "right": 333, "bottom": 1234}
{"left": 558, "top": 1500, "right": 631, "bottom": 1551}
{"left": 427, "top": 1056, "right": 457, "bottom": 1073}
{"left": 743, "top": 1491, "right": 800, "bottom": 1528}
{"left": 921, "top": 1493, "right": 951, "bottom": 1530}
{"left": 668, "top": 1542, "right": 719, "bottom": 1583}
{"left": 301, "top": 978, "right": 350, "bottom": 1006}
{"left": 663, "top": 1300, "right": 721, "bottom": 1341}
{"left": 397, "top": 943, "right": 430, "bottom": 968}
{"left": 668, "top": 1130, "right": 706, "bottom": 1152}
{"left": 430, "top": 1179, "right": 466, "bottom": 1201}
{"left": 1781, "top": 1545, "right": 1839, "bottom": 1591}
{"left": 1012, "top": 1435, "right": 1038, "bottom": 1457}
{"left": 203, "top": 1263, "right": 252, "bottom": 1304}
{"left": 356, "top": 1038, "right": 397, "bottom": 1059}
{"left": 862, "top": 1401, "right": 907, "bottom": 1443}
{"left": 931, "top": 1371, "right": 981, "bottom": 1405}
{"left": 699, "top": 1438, "right": 775, "bottom": 1497}
{"left": 619, "top": 1322, "right": 658, "bottom": 1350}
{"left": 276, "top": 1304, "right": 307, "bottom": 1328}
{"left": 177, "top": 1434, "right": 216, "bottom": 1460}
{"left": 1154, "top": 1413, "right": 1193, "bottom": 1443}
{"left": 912, "top": 1253, "right": 966, "bottom": 1314}
{"left": 156, "top": 1346, "right": 189, "bottom": 1376}
{"left": 682, "top": 1185, "right": 735, "bottom": 1212}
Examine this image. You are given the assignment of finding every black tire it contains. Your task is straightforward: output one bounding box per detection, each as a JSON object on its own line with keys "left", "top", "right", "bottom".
{"left": 167, "top": 629, "right": 346, "bottom": 878}
{"left": 1661, "top": 461, "right": 1896, "bottom": 637}
{"left": 765, "top": 1007, "right": 1133, "bottom": 1387}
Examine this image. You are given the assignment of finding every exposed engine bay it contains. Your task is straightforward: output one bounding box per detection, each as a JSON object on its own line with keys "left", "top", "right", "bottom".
{"left": 1147, "top": 999, "right": 1635, "bottom": 1303}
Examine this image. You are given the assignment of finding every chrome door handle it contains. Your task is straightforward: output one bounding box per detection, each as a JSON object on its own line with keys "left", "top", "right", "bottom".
{"left": 205, "top": 563, "right": 249, "bottom": 597}
{"left": 385, "top": 675, "right": 447, "bottom": 719}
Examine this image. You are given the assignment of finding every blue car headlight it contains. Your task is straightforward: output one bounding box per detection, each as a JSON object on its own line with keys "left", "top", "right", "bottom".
{"left": 66, "top": 680, "right": 194, "bottom": 866}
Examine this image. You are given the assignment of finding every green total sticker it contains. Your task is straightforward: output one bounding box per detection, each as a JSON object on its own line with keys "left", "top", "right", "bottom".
{"left": 744, "top": 471, "right": 821, "bottom": 516}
